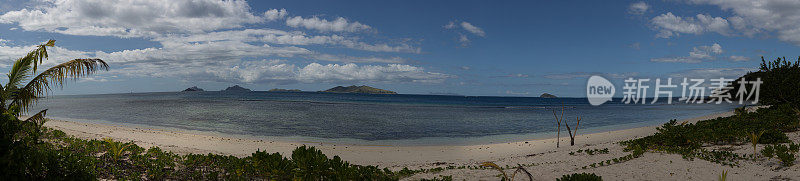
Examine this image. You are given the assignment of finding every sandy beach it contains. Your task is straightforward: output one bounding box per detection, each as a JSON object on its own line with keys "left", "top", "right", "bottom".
{"left": 42, "top": 108, "right": 800, "bottom": 180}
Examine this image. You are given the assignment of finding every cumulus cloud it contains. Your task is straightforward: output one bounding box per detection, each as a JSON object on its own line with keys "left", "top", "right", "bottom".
{"left": 0, "top": 38, "right": 448, "bottom": 85}
{"left": 0, "top": 0, "right": 441, "bottom": 85}
{"left": 0, "top": 41, "right": 447, "bottom": 84}
{"left": 0, "top": 0, "right": 264, "bottom": 38}
{"left": 308, "top": 54, "right": 407, "bottom": 64}
{"left": 205, "top": 61, "right": 453, "bottom": 84}
{"left": 651, "top": 13, "right": 731, "bottom": 38}
{"left": 158, "top": 29, "right": 420, "bottom": 53}
{"left": 285, "top": 16, "right": 371, "bottom": 33}
{"left": 628, "top": 2, "right": 649, "bottom": 15}
{"left": 264, "top": 8, "right": 287, "bottom": 21}
{"left": 651, "top": 43, "right": 723, "bottom": 63}
{"left": 652, "top": 0, "right": 800, "bottom": 45}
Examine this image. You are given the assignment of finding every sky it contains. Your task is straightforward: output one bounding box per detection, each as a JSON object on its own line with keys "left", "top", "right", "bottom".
{"left": 0, "top": 0, "right": 798, "bottom": 97}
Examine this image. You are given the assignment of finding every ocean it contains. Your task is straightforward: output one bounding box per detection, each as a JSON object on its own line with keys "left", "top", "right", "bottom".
{"left": 31, "top": 91, "right": 740, "bottom": 145}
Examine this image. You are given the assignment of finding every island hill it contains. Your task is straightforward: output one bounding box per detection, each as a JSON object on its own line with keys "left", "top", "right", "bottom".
{"left": 182, "top": 86, "right": 204, "bottom": 92}
{"left": 321, "top": 85, "right": 397, "bottom": 94}
{"left": 540, "top": 93, "right": 557, "bottom": 98}
{"left": 180, "top": 85, "right": 395, "bottom": 94}
{"left": 223, "top": 85, "right": 251, "bottom": 91}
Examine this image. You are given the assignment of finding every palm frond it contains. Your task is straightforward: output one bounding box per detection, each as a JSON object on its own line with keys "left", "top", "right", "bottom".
{"left": 5, "top": 40, "right": 54, "bottom": 90}
{"left": 12, "top": 58, "right": 108, "bottom": 112}
{"left": 481, "top": 162, "right": 508, "bottom": 180}
{"left": 24, "top": 109, "right": 47, "bottom": 128}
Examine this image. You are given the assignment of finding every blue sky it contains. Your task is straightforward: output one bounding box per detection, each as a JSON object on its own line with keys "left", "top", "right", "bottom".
{"left": 0, "top": 0, "right": 798, "bottom": 97}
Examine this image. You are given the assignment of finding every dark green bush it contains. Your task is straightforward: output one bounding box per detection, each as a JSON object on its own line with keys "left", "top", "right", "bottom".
{"left": 621, "top": 104, "right": 799, "bottom": 166}
{"left": 762, "top": 143, "right": 799, "bottom": 167}
{"left": 0, "top": 111, "right": 98, "bottom": 180}
{"left": 557, "top": 172, "right": 602, "bottom": 181}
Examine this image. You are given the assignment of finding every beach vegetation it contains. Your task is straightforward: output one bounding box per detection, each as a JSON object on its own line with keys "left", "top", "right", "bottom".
{"left": 621, "top": 103, "right": 799, "bottom": 166}
{"left": 102, "top": 138, "right": 133, "bottom": 162}
{"left": 0, "top": 40, "right": 408, "bottom": 180}
{"left": 718, "top": 170, "right": 727, "bottom": 181}
{"left": 556, "top": 172, "right": 602, "bottom": 181}
{"left": 570, "top": 148, "right": 608, "bottom": 156}
{"left": 732, "top": 57, "right": 800, "bottom": 115}
{"left": 761, "top": 143, "right": 799, "bottom": 167}
{"left": 0, "top": 39, "right": 107, "bottom": 180}
{"left": 747, "top": 130, "right": 764, "bottom": 157}
{"left": 480, "top": 162, "right": 532, "bottom": 181}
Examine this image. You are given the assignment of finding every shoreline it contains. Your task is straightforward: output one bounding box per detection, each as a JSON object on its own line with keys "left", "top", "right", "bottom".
{"left": 42, "top": 109, "right": 735, "bottom": 168}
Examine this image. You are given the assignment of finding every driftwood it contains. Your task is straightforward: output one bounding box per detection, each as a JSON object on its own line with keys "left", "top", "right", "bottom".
{"left": 553, "top": 104, "right": 582, "bottom": 147}
{"left": 565, "top": 116, "right": 581, "bottom": 146}
{"left": 553, "top": 106, "right": 564, "bottom": 148}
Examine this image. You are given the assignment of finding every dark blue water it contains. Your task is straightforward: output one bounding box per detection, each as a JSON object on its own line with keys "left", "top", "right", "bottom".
{"left": 31, "top": 91, "right": 738, "bottom": 145}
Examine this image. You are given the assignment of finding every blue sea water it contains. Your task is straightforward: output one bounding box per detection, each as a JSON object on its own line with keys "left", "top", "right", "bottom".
{"left": 31, "top": 91, "right": 739, "bottom": 145}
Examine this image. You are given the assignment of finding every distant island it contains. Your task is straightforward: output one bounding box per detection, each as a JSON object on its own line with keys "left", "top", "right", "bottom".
{"left": 268, "top": 88, "right": 302, "bottom": 92}
{"left": 182, "top": 86, "right": 204, "bottom": 92}
{"left": 321, "top": 85, "right": 396, "bottom": 94}
{"left": 223, "top": 85, "right": 251, "bottom": 91}
{"left": 540, "top": 93, "right": 557, "bottom": 98}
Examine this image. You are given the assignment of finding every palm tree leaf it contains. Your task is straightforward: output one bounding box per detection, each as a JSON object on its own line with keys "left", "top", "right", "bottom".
{"left": 24, "top": 109, "right": 47, "bottom": 127}
{"left": 4, "top": 40, "right": 56, "bottom": 112}
{"left": 12, "top": 58, "right": 108, "bottom": 112}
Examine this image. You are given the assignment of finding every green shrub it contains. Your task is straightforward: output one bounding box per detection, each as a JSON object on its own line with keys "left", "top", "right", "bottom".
{"left": 621, "top": 104, "right": 799, "bottom": 166}
{"left": 250, "top": 149, "right": 293, "bottom": 180}
{"left": 292, "top": 145, "right": 332, "bottom": 179}
{"left": 557, "top": 172, "right": 602, "bottom": 181}
{"left": 762, "top": 143, "right": 799, "bottom": 167}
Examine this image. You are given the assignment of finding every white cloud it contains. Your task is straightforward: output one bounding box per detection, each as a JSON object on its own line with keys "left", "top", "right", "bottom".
{"left": 0, "top": 0, "right": 264, "bottom": 38}
{"left": 206, "top": 61, "right": 453, "bottom": 84}
{"left": 653, "top": 0, "right": 800, "bottom": 45}
{"left": 651, "top": 43, "right": 723, "bottom": 63}
{"left": 444, "top": 20, "right": 486, "bottom": 46}
{"left": 308, "top": 54, "right": 407, "bottom": 64}
{"left": 651, "top": 13, "right": 731, "bottom": 38}
{"left": 444, "top": 21, "right": 456, "bottom": 29}
{"left": 264, "top": 8, "right": 287, "bottom": 21}
{"left": 688, "top": 43, "right": 723, "bottom": 59}
{"left": 729, "top": 55, "right": 750, "bottom": 62}
{"left": 0, "top": 39, "right": 445, "bottom": 85}
{"left": 505, "top": 90, "right": 529, "bottom": 95}
{"left": 0, "top": 0, "right": 441, "bottom": 85}
{"left": 544, "top": 72, "right": 638, "bottom": 79}
{"left": 669, "top": 67, "right": 755, "bottom": 79}
{"left": 458, "top": 34, "right": 470, "bottom": 46}
{"left": 285, "top": 16, "right": 371, "bottom": 33}
{"left": 628, "top": 2, "right": 649, "bottom": 15}
{"left": 159, "top": 29, "right": 420, "bottom": 53}
{"left": 460, "top": 22, "right": 485, "bottom": 37}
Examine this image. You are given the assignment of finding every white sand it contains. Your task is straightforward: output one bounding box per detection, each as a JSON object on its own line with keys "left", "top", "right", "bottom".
{"left": 42, "top": 107, "right": 800, "bottom": 180}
